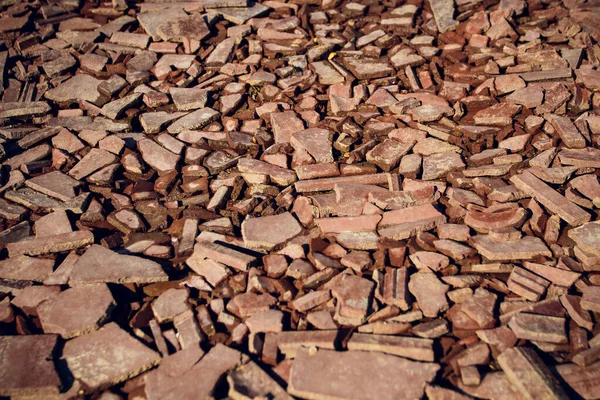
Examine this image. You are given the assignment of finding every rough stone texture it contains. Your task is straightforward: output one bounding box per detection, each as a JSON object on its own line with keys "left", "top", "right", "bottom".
{"left": 138, "top": 138, "right": 181, "bottom": 173}
{"left": 0, "top": 335, "right": 61, "bottom": 397}
{"left": 144, "top": 344, "right": 240, "bottom": 400}
{"left": 497, "top": 347, "right": 569, "bottom": 400}
{"left": 430, "top": 0, "right": 458, "bottom": 33}
{"left": 62, "top": 322, "right": 161, "bottom": 390}
{"left": 45, "top": 74, "right": 107, "bottom": 106}
{"left": 38, "top": 284, "right": 116, "bottom": 338}
{"left": 1, "top": 1, "right": 600, "bottom": 398}
{"left": 242, "top": 212, "right": 302, "bottom": 250}
{"left": 7, "top": 230, "right": 94, "bottom": 257}
{"left": 26, "top": 171, "right": 80, "bottom": 201}
{"left": 151, "top": 288, "right": 189, "bottom": 323}
{"left": 288, "top": 348, "right": 439, "bottom": 400}
{"left": 569, "top": 222, "right": 600, "bottom": 258}
{"left": 0, "top": 256, "right": 54, "bottom": 282}
{"left": 227, "top": 361, "right": 292, "bottom": 400}
{"left": 511, "top": 171, "right": 590, "bottom": 226}
{"left": 471, "top": 235, "right": 552, "bottom": 260}
{"left": 408, "top": 272, "right": 449, "bottom": 318}
{"left": 69, "top": 245, "right": 169, "bottom": 284}
{"left": 347, "top": 333, "right": 434, "bottom": 361}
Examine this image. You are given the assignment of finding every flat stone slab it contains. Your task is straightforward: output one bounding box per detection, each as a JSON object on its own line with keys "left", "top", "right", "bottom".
{"left": 191, "top": 241, "right": 257, "bottom": 271}
{"left": 311, "top": 61, "right": 345, "bottom": 85}
{"left": 0, "top": 256, "right": 55, "bottom": 282}
{"left": 0, "top": 198, "right": 27, "bottom": 220}
{"left": 138, "top": 8, "right": 187, "bottom": 41}
{"left": 545, "top": 114, "right": 586, "bottom": 149}
{"left": 568, "top": 222, "right": 600, "bottom": 258}
{"left": 473, "top": 103, "right": 522, "bottom": 126}
{"left": 227, "top": 361, "right": 292, "bottom": 400}
{"left": 170, "top": 87, "right": 210, "bottom": 111}
{"left": 288, "top": 347, "right": 439, "bottom": 400}
{"left": 471, "top": 235, "right": 552, "bottom": 260}
{"left": 34, "top": 210, "right": 73, "bottom": 238}
{"left": 140, "top": 111, "right": 188, "bottom": 134}
{"left": 6, "top": 230, "right": 94, "bottom": 257}
{"left": 0, "top": 335, "right": 61, "bottom": 397}
{"left": 151, "top": 288, "right": 189, "bottom": 323}
{"left": 238, "top": 158, "right": 297, "bottom": 186}
{"left": 206, "top": 2, "right": 270, "bottom": 24}
{"left": 270, "top": 111, "right": 305, "bottom": 144}
{"left": 497, "top": 347, "right": 568, "bottom": 400}
{"left": 69, "top": 244, "right": 169, "bottom": 284}
{"left": 508, "top": 313, "right": 567, "bottom": 344}
{"left": 157, "top": 13, "right": 210, "bottom": 42}
{"left": 342, "top": 57, "right": 394, "bottom": 80}
{"left": 26, "top": 170, "right": 81, "bottom": 201}
{"left": 408, "top": 271, "right": 449, "bottom": 318}
{"left": 0, "top": 101, "right": 51, "bottom": 119}
{"left": 378, "top": 204, "right": 446, "bottom": 240}
{"left": 38, "top": 283, "right": 116, "bottom": 338}
{"left": 241, "top": 212, "right": 302, "bottom": 250}
{"left": 291, "top": 128, "right": 334, "bottom": 163}
{"left": 203, "top": 0, "right": 248, "bottom": 7}
{"left": 556, "top": 361, "right": 600, "bottom": 400}
{"left": 5, "top": 188, "right": 89, "bottom": 214}
{"left": 144, "top": 344, "right": 241, "bottom": 400}
{"left": 347, "top": 333, "right": 434, "bottom": 361}
{"left": 62, "top": 322, "right": 161, "bottom": 390}
{"left": 101, "top": 92, "right": 142, "bottom": 120}
{"left": 69, "top": 148, "right": 118, "bottom": 180}
{"left": 511, "top": 171, "right": 590, "bottom": 226}
{"left": 44, "top": 74, "right": 108, "bottom": 106}
{"left": 10, "top": 285, "right": 60, "bottom": 315}
{"left": 138, "top": 139, "right": 181, "bottom": 173}
{"left": 167, "top": 107, "right": 220, "bottom": 134}
{"left": 331, "top": 274, "right": 375, "bottom": 325}
{"left": 430, "top": 0, "right": 458, "bottom": 32}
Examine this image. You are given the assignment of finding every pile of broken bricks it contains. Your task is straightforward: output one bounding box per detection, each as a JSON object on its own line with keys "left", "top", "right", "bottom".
{"left": 1, "top": 0, "right": 600, "bottom": 398}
